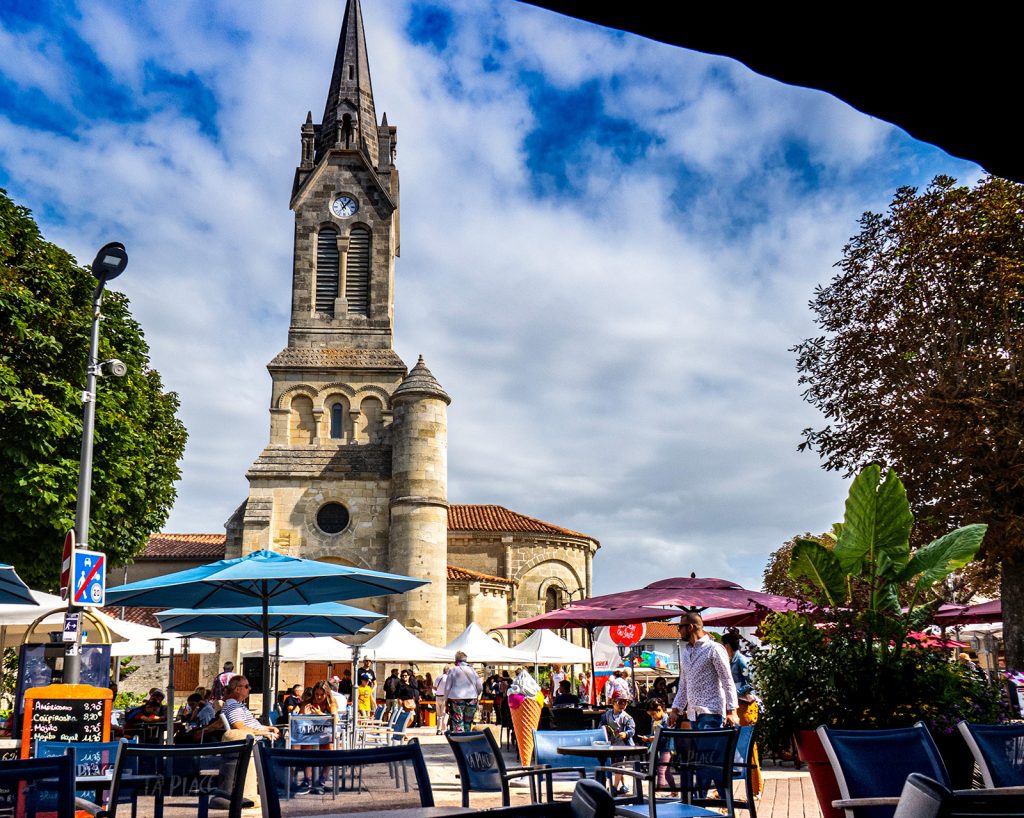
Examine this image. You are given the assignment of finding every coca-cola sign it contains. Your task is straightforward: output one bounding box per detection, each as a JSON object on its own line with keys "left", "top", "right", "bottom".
{"left": 608, "top": 623, "right": 646, "bottom": 647}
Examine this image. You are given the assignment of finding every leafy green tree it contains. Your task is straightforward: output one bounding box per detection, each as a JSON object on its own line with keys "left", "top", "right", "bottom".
{"left": 762, "top": 531, "right": 833, "bottom": 597}
{"left": 793, "top": 175, "right": 1024, "bottom": 665}
{"left": 0, "top": 189, "right": 186, "bottom": 589}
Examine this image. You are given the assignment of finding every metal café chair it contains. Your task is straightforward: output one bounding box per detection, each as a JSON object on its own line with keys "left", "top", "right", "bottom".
{"left": 0, "top": 754, "right": 76, "bottom": 818}
{"left": 957, "top": 721, "right": 1024, "bottom": 788}
{"left": 446, "top": 728, "right": 558, "bottom": 807}
{"left": 604, "top": 726, "right": 740, "bottom": 818}
{"left": 96, "top": 736, "right": 254, "bottom": 818}
{"left": 818, "top": 723, "right": 950, "bottom": 818}
{"left": 532, "top": 728, "right": 605, "bottom": 780}
{"left": 254, "top": 740, "right": 434, "bottom": 818}
{"left": 33, "top": 739, "right": 133, "bottom": 814}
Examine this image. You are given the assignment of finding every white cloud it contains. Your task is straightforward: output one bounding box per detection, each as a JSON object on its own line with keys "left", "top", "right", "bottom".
{"left": 0, "top": 0, "right": 982, "bottom": 597}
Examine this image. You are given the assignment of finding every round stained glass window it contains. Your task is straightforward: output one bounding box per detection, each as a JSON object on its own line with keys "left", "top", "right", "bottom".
{"left": 316, "top": 502, "right": 350, "bottom": 534}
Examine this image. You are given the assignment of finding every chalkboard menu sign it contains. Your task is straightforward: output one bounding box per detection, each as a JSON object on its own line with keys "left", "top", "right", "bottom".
{"left": 20, "top": 683, "right": 112, "bottom": 757}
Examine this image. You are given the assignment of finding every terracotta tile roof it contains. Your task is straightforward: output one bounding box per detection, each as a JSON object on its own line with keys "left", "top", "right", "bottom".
{"left": 142, "top": 534, "right": 226, "bottom": 560}
{"left": 643, "top": 622, "right": 681, "bottom": 639}
{"left": 101, "top": 606, "right": 161, "bottom": 628}
{"left": 448, "top": 505, "right": 595, "bottom": 541}
{"left": 447, "top": 565, "right": 515, "bottom": 586}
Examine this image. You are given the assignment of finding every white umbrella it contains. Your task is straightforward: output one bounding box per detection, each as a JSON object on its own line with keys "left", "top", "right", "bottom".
{"left": 446, "top": 623, "right": 533, "bottom": 665}
{"left": 242, "top": 636, "right": 353, "bottom": 662}
{"left": 514, "top": 629, "right": 591, "bottom": 665}
{"left": 107, "top": 618, "right": 216, "bottom": 657}
{"left": 359, "top": 619, "right": 455, "bottom": 663}
{"left": 0, "top": 590, "right": 129, "bottom": 642}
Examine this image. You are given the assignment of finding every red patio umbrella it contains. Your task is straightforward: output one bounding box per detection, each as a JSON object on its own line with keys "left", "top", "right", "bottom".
{"left": 907, "top": 631, "right": 970, "bottom": 650}
{"left": 933, "top": 599, "right": 1002, "bottom": 626}
{"left": 568, "top": 576, "right": 797, "bottom": 614}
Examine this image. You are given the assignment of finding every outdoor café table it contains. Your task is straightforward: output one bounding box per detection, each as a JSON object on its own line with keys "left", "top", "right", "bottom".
{"left": 556, "top": 744, "right": 648, "bottom": 787}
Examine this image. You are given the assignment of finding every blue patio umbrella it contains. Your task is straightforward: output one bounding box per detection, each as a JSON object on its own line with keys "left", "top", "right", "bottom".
{"left": 155, "top": 601, "right": 384, "bottom": 639}
{"left": 107, "top": 549, "right": 427, "bottom": 719}
{"left": 0, "top": 563, "right": 37, "bottom": 606}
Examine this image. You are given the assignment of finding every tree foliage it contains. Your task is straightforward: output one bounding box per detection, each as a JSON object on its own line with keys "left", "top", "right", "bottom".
{"left": 792, "top": 175, "right": 1024, "bottom": 664}
{"left": 0, "top": 189, "right": 187, "bottom": 589}
{"left": 762, "top": 531, "right": 834, "bottom": 597}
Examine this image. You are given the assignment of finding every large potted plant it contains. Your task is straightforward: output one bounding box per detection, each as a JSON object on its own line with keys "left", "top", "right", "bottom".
{"left": 754, "top": 465, "right": 1005, "bottom": 818}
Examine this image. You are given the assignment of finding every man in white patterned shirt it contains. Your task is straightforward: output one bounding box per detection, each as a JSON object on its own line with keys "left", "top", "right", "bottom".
{"left": 668, "top": 611, "right": 739, "bottom": 730}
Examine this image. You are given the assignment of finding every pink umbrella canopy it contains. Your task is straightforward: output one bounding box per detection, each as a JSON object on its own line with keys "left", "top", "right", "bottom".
{"left": 933, "top": 599, "right": 1002, "bottom": 626}
{"left": 500, "top": 604, "right": 678, "bottom": 630}
{"left": 566, "top": 576, "right": 797, "bottom": 615}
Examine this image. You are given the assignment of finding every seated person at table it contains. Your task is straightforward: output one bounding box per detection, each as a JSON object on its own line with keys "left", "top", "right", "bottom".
{"left": 640, "top": 698, "right": 675, "bottom": 793}
{"left": 126, "top": 699, "right": 163, "bottom": 725}
{"left": 284, "top": 684, "right": 303, "bottom": 715}
{"left": 146, "top": 688, "right": 167, "bottom": 718}
{"left": 221, "top": 676, "right": 280, "bottom": 741}
{"left": 599, "top": 694, "right": 636, "bottom": 796}
{"left": 552, "top": 679, "right": 580, "bottom": 707}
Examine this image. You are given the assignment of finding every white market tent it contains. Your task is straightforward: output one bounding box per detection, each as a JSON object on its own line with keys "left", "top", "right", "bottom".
{"left": 242, "top": 636, "right": 353, "bottom": 662}
{"left": 514, "top": 628, "right": 591, "bottom": 665}
{"left": 359, "top": 619, "right": 455, "bottom": 663}
{"left": 446, "top": 623, "right": 534, "bottom": 665}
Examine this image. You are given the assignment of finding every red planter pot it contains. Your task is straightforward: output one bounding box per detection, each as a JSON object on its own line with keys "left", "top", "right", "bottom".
{"left": 794, "top": 729, "right": 844, "bottom": 818}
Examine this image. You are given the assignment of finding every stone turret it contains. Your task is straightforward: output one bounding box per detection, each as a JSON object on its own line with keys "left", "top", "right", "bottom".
{"left": 388, "top": 356, "right": 449, "bottom": 642}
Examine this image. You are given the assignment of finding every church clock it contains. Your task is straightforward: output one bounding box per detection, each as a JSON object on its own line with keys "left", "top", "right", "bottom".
{"left": 331, "top": 195, "right": 358, "bottom": 218}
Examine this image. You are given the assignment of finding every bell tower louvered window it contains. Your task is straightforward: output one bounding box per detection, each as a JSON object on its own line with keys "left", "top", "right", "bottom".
{"left": 316, "top": 227, "right": 340, "bottom": 314}
{"left": 346, "top": 227, "right": 370, "bottom": 317}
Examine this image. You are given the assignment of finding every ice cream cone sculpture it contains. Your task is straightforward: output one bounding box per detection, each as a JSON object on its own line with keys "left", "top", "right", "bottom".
{"left": 509, "top": 693, "right": 543, "bottom": 765}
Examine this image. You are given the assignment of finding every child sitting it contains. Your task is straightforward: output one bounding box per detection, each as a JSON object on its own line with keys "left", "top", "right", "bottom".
{"left": 640, "top": 697, "right": 676, "bottom": 795}
{"left": 599, "top": 693, "right": 635, "bottom": 795}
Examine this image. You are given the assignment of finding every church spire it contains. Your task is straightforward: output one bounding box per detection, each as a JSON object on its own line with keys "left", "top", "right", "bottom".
{"left": 317, "top": 0, "right": 379, "bottom": 167}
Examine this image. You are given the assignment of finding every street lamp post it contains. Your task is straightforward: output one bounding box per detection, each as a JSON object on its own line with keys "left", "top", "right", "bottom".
{"left": 67, "top": 243, "right": 128, "bottom": 685}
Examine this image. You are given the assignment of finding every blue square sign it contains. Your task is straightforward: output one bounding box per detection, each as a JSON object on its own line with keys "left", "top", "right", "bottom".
{"left": 72, "top": 549, "right": 106, "bottom": 607}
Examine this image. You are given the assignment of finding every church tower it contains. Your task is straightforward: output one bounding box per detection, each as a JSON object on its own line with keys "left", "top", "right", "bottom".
{"left": 226, "top": 0, "right": 449, "bottom": 643}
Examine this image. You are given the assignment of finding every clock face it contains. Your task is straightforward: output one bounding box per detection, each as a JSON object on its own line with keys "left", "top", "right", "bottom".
{"left": 331, "top": 196, "right": 358, "bottom": 218}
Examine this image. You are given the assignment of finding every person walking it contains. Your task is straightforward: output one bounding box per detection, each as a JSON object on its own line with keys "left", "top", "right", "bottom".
{"left": 668, "top": 611, "right": 738, "bottom": 730}
{"left": 439, "top": 651, "right": 483, "bottom": 733}
{"left": 722, "top": 630, "right": 761, "bottom": 796}
{"left": 382, "top": 668, "right": 401, "bottom": 719}
{"left": 433, "top": 665, "right": 450, "bottom": 735}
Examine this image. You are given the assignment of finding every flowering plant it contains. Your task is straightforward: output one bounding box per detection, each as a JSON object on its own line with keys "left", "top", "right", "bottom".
{"left": 754, "top": 466, "right": 1006, "bottom": 756}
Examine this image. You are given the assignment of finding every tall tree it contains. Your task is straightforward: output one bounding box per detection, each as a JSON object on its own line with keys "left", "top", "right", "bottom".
{"left": 0, "top": 189, "right": 187, "bottom": 589}
{"left": 793, "top": 175, "right": 1024, "bottom": 665}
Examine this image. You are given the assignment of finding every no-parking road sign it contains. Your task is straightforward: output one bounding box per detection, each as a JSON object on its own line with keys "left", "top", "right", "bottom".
{"left": 72, "top": 549, "right": 106, "bottom": 607}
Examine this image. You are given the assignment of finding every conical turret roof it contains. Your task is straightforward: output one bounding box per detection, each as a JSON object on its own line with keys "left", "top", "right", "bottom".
{"left": 392, "top": 355, "right": 450, "bottom": 405}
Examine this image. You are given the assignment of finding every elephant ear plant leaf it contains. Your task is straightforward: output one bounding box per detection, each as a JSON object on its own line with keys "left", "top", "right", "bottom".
{"left": 790, "top": 539, "right": 844, "bottom": 606}
{"left": 789, "top": 465, "right": 984, "bottom": 619}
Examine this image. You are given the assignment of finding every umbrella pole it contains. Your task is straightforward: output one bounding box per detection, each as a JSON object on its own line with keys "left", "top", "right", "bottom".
{"left": 166, "top": 648, "right": 175, "bottom": 746}
{"left": 587, "top": 626, "right": 596, "bottom": 705}
{"left": 274, "top": 633, "right": 281, "bottom": 710}
{"left": 261, "top": 584, "right": 271, "bottom": 723}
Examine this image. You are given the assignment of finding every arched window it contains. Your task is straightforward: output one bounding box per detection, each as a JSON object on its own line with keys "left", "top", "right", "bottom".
{"left": 330, "top": 403, "right": 344, "bottom": 439}
{"left": 545, "top": 585, "right": 562, "bottom": 613}
{"left": 289, "top": 395, "right": 316, "bottom": 444}
{"left": 346, "top": 227, "right": 370, "bottom": 317}
{"left": 316, "top": 227, "right": 339, "bottom": 315}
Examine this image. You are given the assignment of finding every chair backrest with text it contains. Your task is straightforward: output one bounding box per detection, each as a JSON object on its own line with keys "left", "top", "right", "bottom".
{"left": 105, "top": 737, "right": 254, "bottom": 818}
{"left": 255, "top": 739, "right": 433, "bottom": 817}
{"left": 447, "top": 729, "right": 508, "bottom": 806}
{"left": 652, "top": 727, "right": 738, "bottom": 814}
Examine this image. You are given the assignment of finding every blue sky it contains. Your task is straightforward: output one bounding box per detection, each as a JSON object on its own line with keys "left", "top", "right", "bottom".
{"left": 0, "top": 0, "right": 983, "bottom": 594}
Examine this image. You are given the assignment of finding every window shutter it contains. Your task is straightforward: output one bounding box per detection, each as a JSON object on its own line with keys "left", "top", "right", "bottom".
{"left": 346, "top": 227, "right": 370, "bottom": 316}
{"left": 316, "top": 228, "right": 340, "bottom": 314}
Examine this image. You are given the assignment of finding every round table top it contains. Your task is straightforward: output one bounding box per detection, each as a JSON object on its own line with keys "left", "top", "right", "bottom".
{"left": 556, "top": 744, "right": 648, "bottom": 758}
